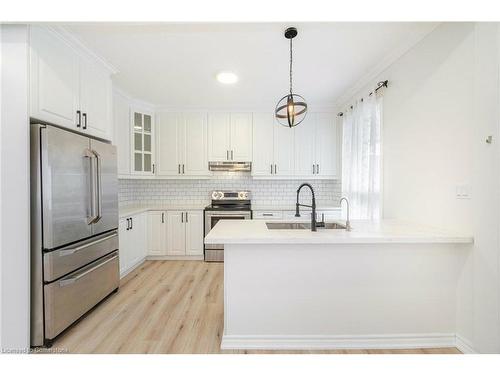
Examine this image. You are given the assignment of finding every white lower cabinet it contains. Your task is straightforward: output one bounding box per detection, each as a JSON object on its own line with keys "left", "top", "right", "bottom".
{"left": 166, "top": 210, "right": 204, "bottom": 256}
{"left": 119, "top": 213, "right": 146, "bottom": 277}
{"left": 145, "top": 210, "right": 204, "bottom": 257}
{"left": 147, "top": 211, "right": 167, "bottom": 256}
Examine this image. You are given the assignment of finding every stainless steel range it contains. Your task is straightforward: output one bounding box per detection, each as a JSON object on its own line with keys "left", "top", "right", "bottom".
{"left": 204, "top": 190, "right": 252, "bottom": 262}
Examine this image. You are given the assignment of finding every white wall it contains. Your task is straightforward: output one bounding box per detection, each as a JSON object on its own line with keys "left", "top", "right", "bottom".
{"left": 0, "top": 24, "right": 30, "bottom": 351}
{"left": 338, "top": 22, "right": 500, "bottom": 353}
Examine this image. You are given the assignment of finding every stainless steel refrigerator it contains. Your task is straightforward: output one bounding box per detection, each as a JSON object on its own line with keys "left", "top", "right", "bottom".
{"left": 30, "top": 123, "right": 120, "bottom": 347}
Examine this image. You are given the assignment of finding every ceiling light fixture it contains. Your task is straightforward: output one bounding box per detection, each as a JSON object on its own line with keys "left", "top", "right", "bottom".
{"left": 216, "top": 71, "right": 238, "bottom": 84}
{"left": 275, "top": 27, "right": 308, "bottom": 128}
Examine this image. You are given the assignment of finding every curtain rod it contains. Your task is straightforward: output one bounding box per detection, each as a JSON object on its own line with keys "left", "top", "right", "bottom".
{"left": 337, "top": 80, "right": 388, "bottom": 117}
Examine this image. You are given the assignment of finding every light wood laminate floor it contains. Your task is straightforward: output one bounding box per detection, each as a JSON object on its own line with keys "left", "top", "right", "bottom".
{"left": 54, "top": 261, "right": 461, "bottom": 354}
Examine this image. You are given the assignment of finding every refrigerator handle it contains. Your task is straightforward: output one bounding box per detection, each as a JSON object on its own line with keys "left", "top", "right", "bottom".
{"left": 93, "top": 150, "right": 103, "bottom": 223}
{"left": 84, "top": 149, "right": 98, "bottom": 224}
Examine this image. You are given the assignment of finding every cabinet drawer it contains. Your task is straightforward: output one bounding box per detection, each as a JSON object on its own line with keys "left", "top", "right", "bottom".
{"left": 44, "top": 231, "right": 118, "bottom": 282}
{"left": 44, "top": 251, "right": 119, "bottom": 340}
{"left": 253, "top": 211, "right": 283, "bottom": 220}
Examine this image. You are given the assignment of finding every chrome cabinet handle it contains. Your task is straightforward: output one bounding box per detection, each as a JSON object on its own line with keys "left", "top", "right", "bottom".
{"left": 316, "top": 164, "right": 319, "bottom": 174}
{"left": 185, "top": 212, "right": 188, "bottom": 223}
{"left": 182, "top": 164, "right": 185, "bottom": 174}
{"left": 152, "top": 163, "right": 155, "bottom": 174}
{"left": 83, "top": 113, "right": 87, "bottom": 130}
{"left": 59, "top": 254, "right": 118, "bottom": 287}
{"left": 76, "top": 110, "right": 81, "bottom": 128}
{"left": 181, "top": 212, "right": 184, "bottom": 223}
{"left": 94, "top": 150, "right": 102, "bottom": 223}
{"left": 58, "top": 232, "right": 118, "bottom": 256}
{"left": 274, "top": 164, "right": 277, "bottom": 174}
{"left": 313, "top": 164, "right": 315, "bottom": 174}
{"left": 84, "top": 149, "right": 98, "bottom": 225}
{"left": 262, "top": 213, "right": 273, "bottom": 217}
{"left": 270, "top": 164, "right": 273, "bottom": 174}
{"left": 161, "top": 212, "right": 164, "bottom": 223}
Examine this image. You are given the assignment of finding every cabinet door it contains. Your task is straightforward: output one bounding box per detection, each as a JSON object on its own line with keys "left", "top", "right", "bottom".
{"left": 79, "top": 58, "right": 112, "bottom": 140}
{"left": 131, "top": 109, "right": 155, "bottom": 175}
{"left": 147, "top": 211, "right": 167, "bottom": 256}
{"left": 118, "top": 218, "right": 131, "bottom": 276}
{"left": 185, "top": 211, "right": 204, "bottom": 256}
{"left": 294, "top": 114, "right": 316, "bottom": 177}
{"left": 156, "top": 112, "right": 182, "bottom": 176}
{"left": 130, "top": 214, "right": 146, "bottom": 266}
{"left": 113, "top": 91, "right": 131, "bottom": 175}
{"left": 315, "top": 113, "right": 339, "bottom": 177}
{"left": 30, "top": 26, "right": 79, "bottom": 130}
{"left": 183, "top": 113, "right": 208, "bottom": 176}
{"left": 273, "top": 120, "right": 295, "bottom": 176}
{"left": 166, "top": 211, "right": 186, "bottom": 256}
{"left": 208, "top": 113, "right": 231, "bottom": 161}
{"left": 252, "top": 113, "right": 275, "bottom": 176}
{"left": 230, "top": 113, "right": 252, "bottom": 161}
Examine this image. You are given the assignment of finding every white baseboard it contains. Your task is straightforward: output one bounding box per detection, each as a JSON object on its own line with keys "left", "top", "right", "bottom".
{"left": 146, "top": 255, "right": 204, "bottom": 261}
{"left": 455, "top": 335, "right": 476, "bottom": 354}
{"left": 221, "top": 333, "right": 456, "bottom": 350}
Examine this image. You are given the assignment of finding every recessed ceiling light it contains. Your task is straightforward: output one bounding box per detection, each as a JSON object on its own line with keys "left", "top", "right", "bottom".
{"left": 216, "top": 71, "right": 238, "bottom": 85}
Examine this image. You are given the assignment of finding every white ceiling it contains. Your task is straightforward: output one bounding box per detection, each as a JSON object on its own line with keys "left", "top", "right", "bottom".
{"left": 65, "top": 23, "right": 437, "bottom": 110}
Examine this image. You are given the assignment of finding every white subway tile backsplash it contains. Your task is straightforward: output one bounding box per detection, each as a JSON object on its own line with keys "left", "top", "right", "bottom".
{"left": 119, "top": 174, "right": 341, "bottom": 208}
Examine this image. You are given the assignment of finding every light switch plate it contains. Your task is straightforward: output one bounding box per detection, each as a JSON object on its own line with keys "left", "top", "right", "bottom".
{"left": 456, "top": 184, "right": 471, "bottom": 199}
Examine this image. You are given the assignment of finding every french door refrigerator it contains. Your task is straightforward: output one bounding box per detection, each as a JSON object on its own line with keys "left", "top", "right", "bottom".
{"left": 30, "top": 123, "right": 119, "bottom": 347}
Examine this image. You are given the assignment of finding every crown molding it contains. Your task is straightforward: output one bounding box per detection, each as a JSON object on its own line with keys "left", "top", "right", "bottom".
{"left": 49, "top": 25, "right": 119, "bottom": 75}
{"left": 333, "top": 22, "right": 441, "bottom": 110}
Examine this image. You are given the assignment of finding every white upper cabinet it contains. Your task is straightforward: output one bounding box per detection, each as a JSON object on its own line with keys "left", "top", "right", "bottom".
{"left": 273, "top": 119, "right": 295, "bottom": 176}
{"left": 183, "top": 113, "right": 208, "bottom": 175}
{"left": 314, "top": 113, "right": 339, "bottom": 178}
{"left": 208, "top": 113, "right": 231, "bottom": 161}
{"left": 30, "top": 26, "right": 114, "bottom": 141}
{"left": 157, "top": 112, "right": 182, "bottom": 176}
{"left": 30, "top": 26, "right": 79, "bottom": 129}
{"left": 79, "top": 57, "right": 112, "bottom": 140}
{"left": 229, "top": 113, "right": 253, "bottom": 161}
{"left": 252, "top": 113, "right": 275, "bottom": 176}
{"left": 156, "top": 112, "right": 208, "bottom": 177}
{"left": 293, "top": 114, "right": 316, "bottom": 177}
{"left": 131, "top": 108, "right": 155, "bottom": 175}
{"left": 208, "top": 112, "right": 252, "bottom": 161}
{"left": 252, "top": 112, "right": 339, "bottom": 179}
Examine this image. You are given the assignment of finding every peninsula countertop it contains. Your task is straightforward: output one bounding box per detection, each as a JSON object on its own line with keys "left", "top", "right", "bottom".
{"left": 204, "top": 219, "right": 474, "bottom": 245}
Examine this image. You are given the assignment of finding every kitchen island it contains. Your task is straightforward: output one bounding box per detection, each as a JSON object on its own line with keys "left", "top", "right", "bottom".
{"left": 204, "top": 219, "right": 473, "bottom": 350}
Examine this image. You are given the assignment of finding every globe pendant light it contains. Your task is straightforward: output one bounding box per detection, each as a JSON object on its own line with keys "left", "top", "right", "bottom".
{"left": 275, "top": 27, "right": 308, "bottom": 128}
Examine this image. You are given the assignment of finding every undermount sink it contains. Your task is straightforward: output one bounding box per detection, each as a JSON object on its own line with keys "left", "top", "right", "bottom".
{"left": 266, "top": 222, "right": 347, "bottom": 230}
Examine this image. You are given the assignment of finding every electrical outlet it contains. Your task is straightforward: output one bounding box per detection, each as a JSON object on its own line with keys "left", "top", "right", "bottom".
{"left": 456, "top": 184, "right": 471, "bottom": 199}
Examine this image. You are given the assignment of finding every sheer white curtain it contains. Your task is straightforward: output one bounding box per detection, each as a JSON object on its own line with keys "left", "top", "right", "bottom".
{"left": 341, "top": 93, "right": 382, "bottom": 220}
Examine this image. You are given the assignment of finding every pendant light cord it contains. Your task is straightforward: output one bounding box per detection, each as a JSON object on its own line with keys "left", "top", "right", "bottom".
{"left": 289, "top": 37, "right": 293, "bottom": 95}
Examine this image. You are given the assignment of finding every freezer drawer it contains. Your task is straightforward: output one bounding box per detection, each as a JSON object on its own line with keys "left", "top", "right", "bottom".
{"left": 44, "top": 251, "right": 119, "bottom": 340}
{"left": 44, "top": 231, "right": 118, "bottom": 282}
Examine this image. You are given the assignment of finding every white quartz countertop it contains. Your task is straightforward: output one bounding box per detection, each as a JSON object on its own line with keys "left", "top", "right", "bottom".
{"left": 204, "top": 219, "right": 474, "bottom": 245}
{"left": 119, "top": 204, "right": 207, "bottom": 218}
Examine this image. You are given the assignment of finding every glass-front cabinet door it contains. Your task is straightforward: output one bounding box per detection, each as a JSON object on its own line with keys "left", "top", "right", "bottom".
{"left": 131, "top": 108, "right": 155, "bottom": 175}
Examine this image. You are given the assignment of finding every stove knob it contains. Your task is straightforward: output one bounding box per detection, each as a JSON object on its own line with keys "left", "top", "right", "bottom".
{"left": 211, "top": 191, "right": 219, "bottom": 200}
{"left": 239, "top": 192, "right": 247, "bottom": 199}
